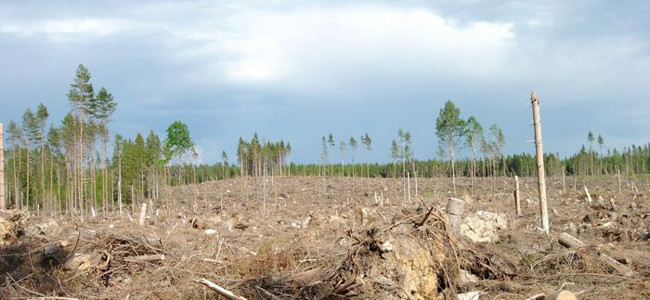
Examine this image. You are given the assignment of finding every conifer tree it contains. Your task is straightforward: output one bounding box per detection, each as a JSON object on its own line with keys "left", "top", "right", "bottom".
{"left": 67, "top": 64, "right": 94, "bottom": 214}
{"left": 465, "top": 116, "right": 484, "bottom": 194}
{"left": 90, "top": 87, "right": 117, "bottom": 211}
{"left": 361, "top": 133, "right": 372, "bottom": 177}
{"left": 22, "top": 108, "right": 39, "bottom": 209}
{"left": 7, "top": 121, "right": 22, "bottom": 208}
{"left": 36, "top": 103, "right": 49, "bottom": 212}
{"left": 221, "top": 151, "right": 229, "bottom": 179}
{"left": 349, "top": 137, "right": 358, "bottom": 176}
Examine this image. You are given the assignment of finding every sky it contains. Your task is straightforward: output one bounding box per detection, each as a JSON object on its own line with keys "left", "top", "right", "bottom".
{"left": 0, "top": 0, "right": 648, "bottom": 164}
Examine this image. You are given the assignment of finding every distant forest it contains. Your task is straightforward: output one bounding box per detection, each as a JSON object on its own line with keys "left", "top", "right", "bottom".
{"left": 3, "top": 65, "right": 649, "bottom": 215}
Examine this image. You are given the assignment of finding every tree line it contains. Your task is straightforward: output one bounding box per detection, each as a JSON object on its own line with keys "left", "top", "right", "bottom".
{"left": 2, "top": 65, "right": 200, "bottom": 215}
{"left": 3, "top": 67, "right": 649, "bottom": 214}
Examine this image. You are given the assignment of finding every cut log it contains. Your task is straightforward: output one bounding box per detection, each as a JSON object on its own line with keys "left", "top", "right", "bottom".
{"left": 194, "top": 278, "right": 248, "bottom": 300}
{"left": 599, "top": 253, "right": 634, "bottom": 277}
{"left": 558, "top": 232, "right": 586, "bottom": 249}
{"left": 545, "top": 290, "right": 577, "bottom": 300}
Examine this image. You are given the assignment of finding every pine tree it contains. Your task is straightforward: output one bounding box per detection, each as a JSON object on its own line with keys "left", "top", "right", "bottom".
{"left": 36, "top": 103, "right": 49, "bottom": 213}
{"left": 7, "top": 121, "right": 23, "bottom": 208}
{"left": 391, "top": 140, "right": 399, "bottom": 178}
{"left": 597, "top": 134, "right": 605, "bottom": 174}
{"left": 22, "top": 108, "right": 39, "bottom": 209}
{"left": 47, "top": 125, "right": 62, "bottom": 213}
{"left": 587, "top": 131, "right": 595, "bottom": 175}
{"left": 361, "top": 133, "right": 372, "bottom": 177}
{"left": 339, "top": 141, "right": 346, "bottom": 176}
{"left": 320, "top": 136, "right": 328, "bottom": 176}
{"left": 465, "top": 116, "right": 484, "bottom": 194}
{"left": 349, "top": 137, "right": 358, "bottom": 176}
{"left": 221, "top": 151, "right": 229, "bottom": 179}
{"left": 145, "top": 130, "right": 162, "bottom": 198}
{"left": 67, "top": 64, "right": 94, "bottom": 214}
{"left": 89, "top": 87, "right": 117, "bottom": 211}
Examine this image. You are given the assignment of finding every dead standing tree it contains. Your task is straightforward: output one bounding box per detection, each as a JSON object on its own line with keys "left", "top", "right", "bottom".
{"left": 0, "top": 122, "right": 5, "bottom": 209}
{"left": 531, "top": 90, "right": 549, "bottom": 233}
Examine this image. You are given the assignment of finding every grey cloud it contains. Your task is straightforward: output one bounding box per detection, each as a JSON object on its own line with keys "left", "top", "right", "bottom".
{"left": 0, "top": 1, "right": 648, "bottom": 163}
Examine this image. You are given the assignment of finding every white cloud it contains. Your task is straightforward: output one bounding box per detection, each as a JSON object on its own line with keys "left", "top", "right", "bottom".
{"left": 0, "top": 18, "right": 143, "bottom": 38}
{"left": 172, "top": 6, "right": 515, "bottom": 87}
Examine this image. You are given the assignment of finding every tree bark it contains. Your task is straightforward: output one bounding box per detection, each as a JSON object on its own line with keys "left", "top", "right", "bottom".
{"left": 450, "top": 145, "right": 457, "bottom": 196}
{"left": 514, "top": 175, "right": 521, "bottom": 217}
{"left": 26, "top": 138, "right": 31, "bottom": 210}
{"left": 531, "top": 90, "right": 549, "bottom": 233}
{"left": 0, "top": 123, "right": 5, "bottom": 209}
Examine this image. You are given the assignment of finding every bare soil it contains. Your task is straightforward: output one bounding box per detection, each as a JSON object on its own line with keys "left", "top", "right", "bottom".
{"left": 0, "top": 175, "right": 648, "bottom": 299}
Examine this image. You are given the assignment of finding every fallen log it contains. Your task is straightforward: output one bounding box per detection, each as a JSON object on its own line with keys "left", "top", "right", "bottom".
{"left": 557, "top": 232, "right": 634, "bottom": 277}
{"left": 558, "top": 233, "right": 586, "bottom": 249}
{"left": 194, "top": 278, "right": 248, "bottom": 300}
{"left": 124, "top": 254, "right": 165, "bottom": 262}
{"left": 599, "top": 253, "right": 634, "bottom": 277}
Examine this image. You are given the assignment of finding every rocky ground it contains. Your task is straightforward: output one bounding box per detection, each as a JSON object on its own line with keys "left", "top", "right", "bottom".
{"left": 0, "top": 175, "right": 648, "bottom": 299}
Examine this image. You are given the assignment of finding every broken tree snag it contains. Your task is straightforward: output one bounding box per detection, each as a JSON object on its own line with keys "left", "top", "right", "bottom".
{"left": 558, "top": 232, "right": 586, "bottom": 249}
{"left": 609, "top": 198, "right": 617, "bottom": 211}
{"left": 0, "top": 123, "right": 4, "bottom": 209}
{"left": 514, "top": 175, "right": 522, "bottom": 217}
{"left": 545, "top": 290, "right": 577, "bottom": 300}
{"left": 562, "top": 166, "right": 567, "bottom": 194}
{"left": 583, "top": 185, "right": 593, "bottom": 204}
{"left": 599, "top": 253, "right": 635, "bottom": 277}
{"left": 446, "top": 198, "right": 465, "bottom": 235}
{"left": 194, "top": 278, "right": 249, "bottom": 300}
{"left": 138, "top": 203, "right": 147, "bottom": 226}
{"left": 616, "top": 167, "right": 622, "bottom": 194}
{"left": 531, "top": 90, "right": 550, "bottom": 233}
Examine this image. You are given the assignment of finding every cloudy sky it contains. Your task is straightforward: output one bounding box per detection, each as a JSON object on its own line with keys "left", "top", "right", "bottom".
{"left": 1, "top": 0, "right": 648, "bottom": 163}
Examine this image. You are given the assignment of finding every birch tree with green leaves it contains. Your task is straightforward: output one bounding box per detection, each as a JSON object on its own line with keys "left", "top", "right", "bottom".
{"left": 435, "top": 100, "right": 466, "bottom": 196}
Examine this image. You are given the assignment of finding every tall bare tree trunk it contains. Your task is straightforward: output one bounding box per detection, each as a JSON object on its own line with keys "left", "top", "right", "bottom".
{"left": 13, "top": 141, "right": 18, "bottom": 209}
{"left": 103, "top": 126, "right": 108, "bottom": 213}
{"left": 118, "top": 152, "right": 122, "bottom": 215}
{"left": 0, "top": 123, "right": 5, "bottom": 209}
{"left": 26, "top": 138, "right": 30, "bottom": 210}
{"left": 531, "top": 90, "right": 549, "bottom": 233}
{"left": 49, "top": 152, "right": 53, "bottom": 216}
{"left": 450, "top": 145, "right": 457, "bottom": 196}
{"left": 41, "top": 128, "right": 46, "bottom": 214}
{"left": 79, "top": 111, "right": 85, "bottom": 216}
{"left": 72, "top": 114, "right": 77, "bottom": 213}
